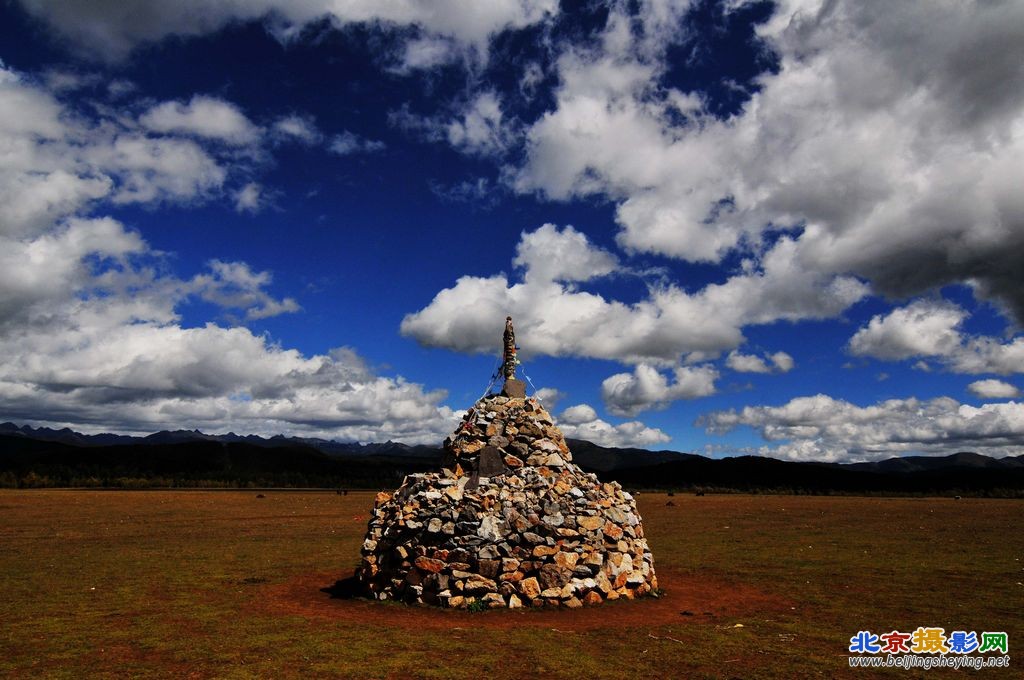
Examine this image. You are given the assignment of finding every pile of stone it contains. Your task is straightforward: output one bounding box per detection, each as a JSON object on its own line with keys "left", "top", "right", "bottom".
{"left": 356, "top": 392, "right": 659, "bottom": 609}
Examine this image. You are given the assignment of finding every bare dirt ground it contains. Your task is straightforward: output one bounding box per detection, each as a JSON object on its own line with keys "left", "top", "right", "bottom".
{"left": 1, "top": 490, "right": 1020, "bottom": 678}
{"left": 255, "top": 566, "right": 794, "bottom": 631}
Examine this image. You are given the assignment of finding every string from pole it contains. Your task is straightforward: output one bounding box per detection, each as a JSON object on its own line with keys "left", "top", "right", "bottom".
{"left": 477, "top": 355, "right": 503, "bottom": 402}
{"left": 519, "top": 359, "right": 543, "bottom": 401}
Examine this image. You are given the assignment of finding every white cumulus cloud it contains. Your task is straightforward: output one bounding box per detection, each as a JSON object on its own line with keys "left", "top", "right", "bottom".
{"left": 403, "top": 225, "right": 866, "bottom": 364}
{"left": 512, "top": 223, "right": 618, "bottom": 283}
{"left": 726, "top": 350, "right": 794, "bottom": 374}
{"left": 398, "top": 36, "right": 458, "bottom": 71}
{"left": 0, "top": 217, "right": 454, "bottom": 441}
{"left": 390, "top": 91, "right": 515, "bottom": 158}
{"left": 17, "top": 0, "right": 559, "bottom": 62}
{"left": 233, "top": 182, "right": 264, "bottom": 213}
{"left": 555, "top": 403, "right": 670, "bottom": 448}
{"left": 272, "top": 114, "right": 321, "bottom": 145}
{"left": 968, "top": 379, "right": 1020, "bottom": 399}
{"left": 328, "top": 131, "right": 386, "bottom": 155}
{"left": 0, "top": 64, "right": 269, "bottom": 234}
{"left": 191, "top": 259, "right": 300, "bottom": 320}
{"left": 506, "top": 0, "right": 1024, "bottom": 326}
{"left": 700, "top": 394, "right": 1024, "bottom": 462}
{"left": 849, "top": 299, "right": 1024, "bottom": 374}
{"left": 532, "top": 387, "right": 565, "bottom": 410}
{"left": 444, "top": 91, "right": 513, "bottom": 157}
{"left": 139, "top": 95, "right": 261, "bottom": 146}
{"left": 849, "top": 300, "right": 967, "bottom": 360}
{"left": 601, "top": 364, "right": 718, "bottom": 416}
{"left": 0, "top": 62, "right": 455, "bottom": 441}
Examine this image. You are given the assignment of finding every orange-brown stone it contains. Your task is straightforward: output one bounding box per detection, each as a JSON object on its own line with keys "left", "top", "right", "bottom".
{"left": 414, "top": 556, "right": 445, "bottom": 573}
{"left": 603, "top": 521, "right": 624, "bottom": 540}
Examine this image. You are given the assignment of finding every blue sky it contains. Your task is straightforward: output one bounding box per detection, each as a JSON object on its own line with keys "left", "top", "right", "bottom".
{"left": 1, "top": 0, "right": 1023, "bottom": 462}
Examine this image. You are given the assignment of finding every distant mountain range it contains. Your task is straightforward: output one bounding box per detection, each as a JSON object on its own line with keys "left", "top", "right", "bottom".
{"left": 1, "top": 422, "right": 1022, "bottom": 495}
{"left": 0, "top": 423, "right": 441, "bottom": 459}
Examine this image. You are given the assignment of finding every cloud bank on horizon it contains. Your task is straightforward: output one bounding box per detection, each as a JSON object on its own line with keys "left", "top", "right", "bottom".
{"left": 1, "top": 0, "right": 1022, "bottom": 460}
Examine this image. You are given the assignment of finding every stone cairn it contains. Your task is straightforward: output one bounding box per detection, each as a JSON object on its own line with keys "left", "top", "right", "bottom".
{"left": 357, "top": 318, "right": 658, "bottom": 609}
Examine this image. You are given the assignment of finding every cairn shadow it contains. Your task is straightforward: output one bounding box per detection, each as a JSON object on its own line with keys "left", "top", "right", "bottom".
{"left": 321, "top": 574, "right": 363, "bottom": 600}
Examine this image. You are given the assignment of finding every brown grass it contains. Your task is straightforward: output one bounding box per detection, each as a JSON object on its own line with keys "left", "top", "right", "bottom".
{"left": 0, "top": 490, "right": 1020, "bottom": 678}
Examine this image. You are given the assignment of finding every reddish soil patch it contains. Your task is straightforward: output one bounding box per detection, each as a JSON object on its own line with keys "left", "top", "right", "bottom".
{"left": 253, "top": 567, "right": 793, "bottom": 631}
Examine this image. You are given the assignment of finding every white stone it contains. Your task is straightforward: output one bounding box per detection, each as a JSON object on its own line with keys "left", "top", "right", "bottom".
{"left": 477, "top": 514, "right": 505, "bottom": 541}
{"left": 533, "top": 439, "right": 560, "bottom": 454}
{"left": 543, "top": 453, "right": 566, "bottom": 467}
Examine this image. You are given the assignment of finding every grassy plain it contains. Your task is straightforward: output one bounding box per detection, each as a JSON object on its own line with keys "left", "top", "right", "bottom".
{"left": 0, "top": 490, "right": 1020, "bottom": 678}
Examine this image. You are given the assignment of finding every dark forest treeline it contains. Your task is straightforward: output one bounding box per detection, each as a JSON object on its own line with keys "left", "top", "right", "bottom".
{"left": 2, "top": 432, "right": 1023, "bottom": 496}
{"left": 0, "top": 436, "right": 433, "bottom": 490}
